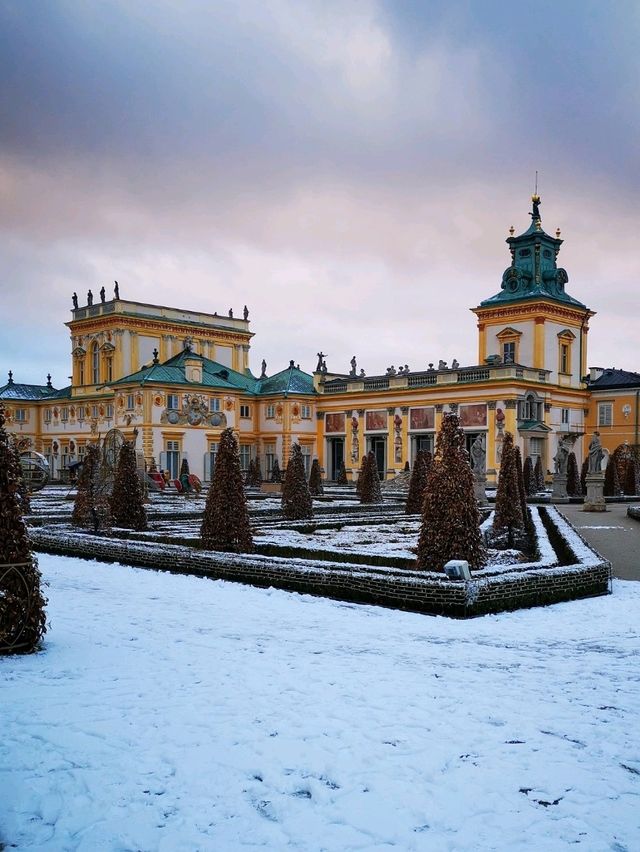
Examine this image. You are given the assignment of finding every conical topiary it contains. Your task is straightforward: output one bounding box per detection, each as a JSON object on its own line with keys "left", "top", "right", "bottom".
{"left": 623, "top": 457, "right": 637, "bottom": 496}
{"left": 603, "top": 455, "right": 619, "bottom": 497}
{"left": 405, "top": 450, "right": 430, "bottom": 514}
{"left": 534, "top": 456, "right": 545, "bottom": 491}
{"left": 566, "top": 452, "right": 580, "bottom": 497}
{"left": 201, "top": 428, "right": 253, "bottom": 552}
{"left": 514, "top": 445, "right": 527, "bottom": 522}
{"left": 111, "top": 441, "right": 148, "bottom": 531}
{"left": 71, "top": 443, "right": 111, "bottom": 533}
{"left": 404, "top": 460, "right": 410, "bottom": 472}
{"left": 359, "top": 451, "right": 383, "bottom": 504}
{"left": 252, "top": 456, "right": 264, "bottom": 487}
{"left": 355, "top": 456, "right": 366, "bottom": 497}
{"left": 282, "top": 443, "right": 313, "bottom": 519}
{"left": 336, "top": 461, "right": 348, "bottom": 485}
{"left": 580, "top": 457, "right": 588, "bottom": 495}
{"left": 308, "top": 458, "right": 323, "bottom": 496}
{"left": 416, "top": 414, "right": 484, "bottom": 572}
{"left": 270, "top": 457, "right": 282, "bottom": 484}
{"left": 523, "top": 456, "right": 535, "bottom": 497}
{"left": 0, "top": 403, "right": 47, "bottom": 654}
{"left": 494, "top": 432, "right": 524, "bottom": 545}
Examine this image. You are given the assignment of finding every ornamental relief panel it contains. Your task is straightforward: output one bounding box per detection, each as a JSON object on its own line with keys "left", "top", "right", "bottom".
{"left": 159, "top": 393, "right": 228, "bottom": 428}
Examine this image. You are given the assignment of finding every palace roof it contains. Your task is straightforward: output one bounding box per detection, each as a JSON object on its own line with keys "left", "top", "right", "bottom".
{"left": 587, "top": 368, "right": 640, "bottom": 390}
{"left": 0, "top": 381, "right": 64, "bottom": 401}
{"left": 110, "top": 349, "right": 315, "bottom": 396}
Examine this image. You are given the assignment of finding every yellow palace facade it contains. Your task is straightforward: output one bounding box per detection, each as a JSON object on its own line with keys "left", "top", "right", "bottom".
{"left": 2, "top": 196, "right": 639, "bottom": 483}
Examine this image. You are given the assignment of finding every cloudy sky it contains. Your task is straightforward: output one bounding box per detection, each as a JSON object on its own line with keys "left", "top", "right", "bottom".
{"left": 1, "top": 0, "right": 638, "bottom": 386}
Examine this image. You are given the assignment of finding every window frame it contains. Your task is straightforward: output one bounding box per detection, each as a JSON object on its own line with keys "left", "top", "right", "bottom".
{"left": 597, "top": 402, "right": 613, "bottom": 427}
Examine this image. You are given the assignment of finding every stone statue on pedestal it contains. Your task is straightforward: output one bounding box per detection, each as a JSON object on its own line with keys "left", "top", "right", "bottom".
{"left": 553, "top": 435, "right": 572, "bottom": 475}
{"left": 470, "top": 434, "right": 486, "bottom": 475}
{"left": 588, "top": 431, "right": 604, "bottom": 473}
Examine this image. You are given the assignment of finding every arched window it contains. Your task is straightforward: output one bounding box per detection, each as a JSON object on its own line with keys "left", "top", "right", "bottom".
{"left": 91, "top": 342, "right": 100, "bottom": 384}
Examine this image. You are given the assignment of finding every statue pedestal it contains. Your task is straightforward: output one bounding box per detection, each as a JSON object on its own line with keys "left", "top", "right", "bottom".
{"left": 583, "top": 473, "right": 606, "bottom": 512}
{"left": 474, "top": 474, "right": 488, "bottom": 506}
{"left": 551, "top": 473, "right": 569, "bottom": 503}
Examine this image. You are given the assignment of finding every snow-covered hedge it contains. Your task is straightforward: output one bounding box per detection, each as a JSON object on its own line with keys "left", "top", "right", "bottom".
{"left": 30, "top": 507, "right": 611, "bottom": 617}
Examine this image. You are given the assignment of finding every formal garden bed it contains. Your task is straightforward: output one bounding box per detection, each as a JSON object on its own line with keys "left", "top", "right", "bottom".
{"left": 29, "top": 505, "right": 611, "bottom": 617}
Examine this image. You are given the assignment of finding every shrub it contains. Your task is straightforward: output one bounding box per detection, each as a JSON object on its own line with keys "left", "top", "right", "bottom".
{"left": 359, "top": 451, "right": 383, "bottom": 504}
{"left": 405, "top": 450, "right": 430, "bottom": 514}
{"left": 270, "top": 457, "right": 282, "bottom": 483}
{"left": 72, "top": 443, "right": 111, "bottom": 533}
{"left": 523, "top": 456, "right": 535, "bottom": 496}
{"left": 0, "top": 403, "right": 47, "bottom": 654}
{"left": 336, "top": 461, "right": 348, "bottom": 485}
{"left": 416, "top": 414, "right": 484, "bottom": 571}
{"left": 111, "top": 441, "right": 148, "bottom": 531}
{"left": 282, "top": 443, "right": 313, "bottom": 520}
{"left": 494, "top": 432, "right": 524, "bottom": 545}
{"left": 514, "top": 445, "right": 527, "bottom": 520}
{"left": 308, "top": 458, "right": 323, "bottom": 496}
{"left": 603, "top": 456, "right": 619, "bottom": 497}
{"left": 566, "top": 452, "right": 580, "bottom": 497}
{"left": 534, "top": 456, "right": 545, "bottom": 491}
{"left": 201, "top": 428, "right": 253, "bottom": 552}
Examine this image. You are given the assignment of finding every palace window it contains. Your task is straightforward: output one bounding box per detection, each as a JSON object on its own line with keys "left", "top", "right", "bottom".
{"left": 598, "top": 402, "right": 613, "bottom": 427}
{"left": 210, "top": 397, "right": 221, "bottom": 413}
{"left": 557, "top": 330, "right": 575, "bottom": 376}
{"left": 91, "top": 342, "right": 100, "bottom": 384}
{"left": 502, "top": 341, "right": 516, "bottom": 364}
{"left": 518, "top": 394, "right": 542, "bottom": 422}
{"left": 301, "top": 404, "right": 311, "bottom": 419}
{"left": 265, "top": 404, "right": 275, "bottom": 419}
{"left": 79, "top": 361, "right": 85, "bottom": 385}
{"left": 44, "top": 409, "right": 51, "bottom": 423}
{"left": 77, "top": 405, "right": 85, "bottom": 421}
{"left": 106, "top": 404, "right": 113, "bottom": 419}
{"left": 106, "top": 358, "right": 113, "bottom": 383}
{"left": 15, "top": 408, "right": 27, "bottom": 423}
{"left": 164, "top": 440, "right": 181, "bottom": 479}
{"left": 239, "top": 444, "right": 251, "bottom": 471}
{"left": 60, "top": 407, "right": 68, "bottom": 422}
{"left": 167, "top": 394, "right": 179, "bottom": 410}
{"left": 78, "top": 445, "right": 86, "bottom": 460}
{"left": 126, "top": 393, "right": 135, "bottom": 410}
{"left": 240, "top": 404, "right": 251, "bottom": 419}
{"left": 561, "top": 408, "right": 570, "bottom": 425}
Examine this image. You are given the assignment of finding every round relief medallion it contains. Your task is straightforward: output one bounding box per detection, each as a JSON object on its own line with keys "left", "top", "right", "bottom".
{"left": 167, "top": 410, "right": 180, "bottom": 425}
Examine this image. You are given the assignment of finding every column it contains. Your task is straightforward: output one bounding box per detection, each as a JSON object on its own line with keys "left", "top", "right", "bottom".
{"left": 400, "top": 406, "right": 409, "bottom": 467}
{"left": 487, "top": 401, "right": 497, "bottom": 478}
{"left": 534, "top": 317, "right": 545, "bottom": 370}
{"left": 386, "top": 407, "right": 395, "bottom": 477}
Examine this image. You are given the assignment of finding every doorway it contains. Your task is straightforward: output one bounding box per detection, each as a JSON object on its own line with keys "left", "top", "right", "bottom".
{"left": 328, "top": 437, "right": 345, "bottom": 481}
{"left": 368, "top": 437, "right": 386, "bottom": 480}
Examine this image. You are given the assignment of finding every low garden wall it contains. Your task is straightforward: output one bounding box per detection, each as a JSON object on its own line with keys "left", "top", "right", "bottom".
{"left": 30, "top": 507, "right": 611, "bottom": 618}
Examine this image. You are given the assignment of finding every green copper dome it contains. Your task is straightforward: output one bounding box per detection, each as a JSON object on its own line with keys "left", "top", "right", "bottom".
{"left": 480, "top": 196, "right": 586, "bottom": 308}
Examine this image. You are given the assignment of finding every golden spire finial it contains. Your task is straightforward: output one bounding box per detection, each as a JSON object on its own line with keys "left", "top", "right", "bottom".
{"left": 556, "top": 227, "right": 561, "bottom": 238}
{"left": 509, "top": 225, "right": 515, "bottom": 236}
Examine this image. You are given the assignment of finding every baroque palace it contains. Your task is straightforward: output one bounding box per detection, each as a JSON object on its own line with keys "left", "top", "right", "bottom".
{"left": 2, "top": 196, "right": 639, "bottom": 483}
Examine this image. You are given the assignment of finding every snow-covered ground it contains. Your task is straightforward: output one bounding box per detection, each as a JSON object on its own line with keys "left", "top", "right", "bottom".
{"left": 2, "top": 556, "right": 639, "bottom": 851}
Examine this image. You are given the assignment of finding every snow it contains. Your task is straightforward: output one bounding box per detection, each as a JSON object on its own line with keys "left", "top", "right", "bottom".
{"left": 2, "top": 555, "right": 638, "bottom": 850}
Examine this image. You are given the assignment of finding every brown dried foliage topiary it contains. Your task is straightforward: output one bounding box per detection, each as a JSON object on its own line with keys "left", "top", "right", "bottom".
{"left": 111, "top": 441, "right": 148, "bottom": 531}
{"left": 308, "top": 458, "right": 324, "bottom": 496}
{"left": 0, "top": 403, "right": 47, "bottom": 654}
{"left": 71, "top": 443, "right": 111, "bottom": 534}
{"left": 359, "top": 451, "right": 383, "bottom": 504}
{"left": 201, "top": 428, "right": 253, "bottom": 552}
{"left": 282, "top": 443, "right": 313, "bottom": 520}
{"left": 416, "top": 414, "right": 484, "bottom": 572}
{"left": 405, "top": 450, "right": 431, "bottom": 514}
{"left": 494, "top": 432, "right": 524, "bottom": 544}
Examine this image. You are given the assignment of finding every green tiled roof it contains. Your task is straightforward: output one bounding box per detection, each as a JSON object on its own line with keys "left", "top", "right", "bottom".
{"left": 0, "top": 382, "right": 66, "bottom": 401}
{"left": 111, "top": 350, "right": 315, "bottom": 397}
